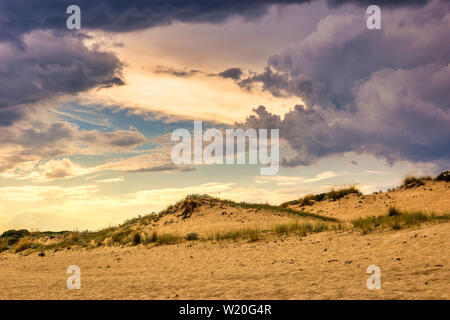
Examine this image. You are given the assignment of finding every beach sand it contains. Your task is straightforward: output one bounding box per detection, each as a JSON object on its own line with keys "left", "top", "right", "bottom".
{"left": 1, "top": 222, "right": 448, "bottom": 300}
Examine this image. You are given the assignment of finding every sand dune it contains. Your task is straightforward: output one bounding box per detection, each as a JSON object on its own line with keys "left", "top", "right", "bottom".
{"left": 287, "top": 180, "right": 450, "bottom": 221}
{"left": 139, "top": 196, "right": 327, "bottom": 238}
{"left": 1, "top": 179, "right": 449, "bottom": 299}
{"left": 0, "top": 222, "right": 448, "bottom": 299}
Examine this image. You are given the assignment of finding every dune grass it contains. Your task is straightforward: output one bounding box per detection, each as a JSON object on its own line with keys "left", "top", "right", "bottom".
{"left": 219, "top": 199, "right": 338, "bottom": 222}
{"left": 2, "top": 173, "right": 450, "bottom": 253}
{"left": 154, "top": 233, "right": 183, "bottom": 245}
{"left": 352, "top": 207, "right": 450, "bottom": 234}
{"left": 402, "top": 175, "right": 432, "bottom": 188}
{"left": 212, "top": 227, "right": 262, "bottom": 242}
{"left": 13, "top": 237, "right": 32, "bottom": 253}
{"left": 273, "top": 221, "right": 345, "bottom": 236}
{"left": 281, "top": 186, "right": 361, "bottom": 207}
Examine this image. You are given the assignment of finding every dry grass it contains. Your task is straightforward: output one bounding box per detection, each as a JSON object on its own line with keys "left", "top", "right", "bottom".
{"left": 2, "top": 174, "right": 449, "bottom": 254}
{"left": 281, "top": 186, "right": 361, "bottom": 207}
{"left": 402, "top": 175, "right": 432, "bottom": 188}
{"left": 352, "top": 207, "right": 450, "bottom": 234}
{"left": 13, "top": 237, "right": 33, "bottom": 253}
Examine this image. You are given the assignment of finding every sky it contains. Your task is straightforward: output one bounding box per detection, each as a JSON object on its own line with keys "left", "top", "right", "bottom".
{"left": 0, "top": 0, "right": 448, "bottom": 232}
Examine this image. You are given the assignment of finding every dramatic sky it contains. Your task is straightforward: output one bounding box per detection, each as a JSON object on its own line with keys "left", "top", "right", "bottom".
{"left": 0, "top": 0, "right": 448, "bottom": 232}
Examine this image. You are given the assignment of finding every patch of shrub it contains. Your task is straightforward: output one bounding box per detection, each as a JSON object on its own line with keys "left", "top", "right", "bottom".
{"left": 156, "top": 233, "right": 182, "bottom": 245}
{"left": 352, "top": 209, "right": 449, "bottom": 233}
{"left": 111, "top": 230, "right": 127, "bottom": 243}
{"left": 0, "top": 238, "right": 8, "bottom": 252}
{"left": 388, "top": 206, "right": 401, "bottom": 217}
{"left": 14, "top": 237, "right": 32, "bottom": 253}
{"left": 1, "top": 229, "right": 30, "bottom": 238}
{"left": 273, "top": 221, "right": 333, "bottom": 237}
{"left": 213, "top": 228, "right": 262, "bottom": 242}
{"left": 132, "top": 232, "right": 141, "bottom": 245}
{"left": 70, "top": 232, "right": 80, "bottom": 243}
{"left": 185, "top": 232, "right": 199, "bottom": 241}
{"left": 287, "top": 187, "right": 361, "bottom": 208}
{"left": 110, "top": 228, "right": 133, "bottom": 244}
{"left": 150, "top": 231, "right": 158, "bottom": 243}
{"left": 435, "top": 171, "right": 450, "bottom": 182}
{"left": 7, "top": 235, "right": 21, "bottom": 246}
{"left": 325, "top": 186, "right": 361, "bottom": 201}
{"left": 402, "top": 175, "right": 431, "bottom": 188}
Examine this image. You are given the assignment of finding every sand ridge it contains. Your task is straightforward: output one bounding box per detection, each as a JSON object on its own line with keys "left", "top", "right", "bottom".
{"left": 287, "top": 180, "right": 450, "bottom": 221}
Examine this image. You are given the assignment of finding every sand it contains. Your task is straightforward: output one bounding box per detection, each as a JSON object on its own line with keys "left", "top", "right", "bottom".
{"left": 1, "top": 222, "right": 448, "bottom": 300}
{"left": 288, "top": 180, "right": 450, "bottom": 221}
{"left": 144, "top": 200, "right": 305, "bottom": 237}
{"left": 1, "top": 180, "right": 449, "bottom": 300}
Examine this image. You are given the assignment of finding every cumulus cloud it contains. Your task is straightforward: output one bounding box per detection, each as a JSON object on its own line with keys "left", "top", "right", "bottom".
{"left": 237, "top": 0, "right": 450, "bottom": 168}
{"left": 40, "top": 158, "right": 83, "bottom": 179}
{"left": 0, "top": 113, "right": 147, "bottom": 175}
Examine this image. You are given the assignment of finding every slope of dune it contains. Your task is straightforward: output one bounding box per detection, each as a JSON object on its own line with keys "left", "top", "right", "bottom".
{"left": 1, "top": 222, "right": 448, "bottom": 299}
{"left": 136, "top": 196, "right": 334, "bottom": 238}
{"left": 1, "top": 177, "right": 449, "bottom": 300}
{"left": 286, "top": 180, "right": 450, "bottom": 221}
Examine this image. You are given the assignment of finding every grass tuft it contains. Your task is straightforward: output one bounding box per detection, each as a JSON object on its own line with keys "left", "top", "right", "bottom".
{"left": 402, "top": 175, "right": 432, "bottom": 188}
{"left": 14, "top": 237, "right": 32, "bottom": 253}
{"left": 352, "top": 208, "right": 450, "bottom": 234}
{"left": 156, "top": 233, "right": 182, "bottom": 245}
{"left": 132, "top": 232, "right": 141, "bottom": 245}
{"left": 185, "top": 232, "right": 199, "bottom": 241}
{"left": 281, "top": 186, "right": 361, "bottom": 207}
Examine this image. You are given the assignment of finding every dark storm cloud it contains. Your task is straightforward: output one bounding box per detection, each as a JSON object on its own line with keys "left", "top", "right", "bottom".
{"left": 327, "top": 0, "right": 430, "bottom": 8}
{"left": 0, "top": 0, "right": 434, "bottom": 124}
{"left": 0, "top": 107, "right": 25, "bottom": 127}
{"left": 237, "top": 67, "right": 315, "bottom": 99}
{"left": 99, "top": 77, "right": 125, "bottom": 88}
{"left": 0, "top": 31, "right": 123, "bottom": 125}
{"left": 0, "top": 0, "right": 433, "bottom": 44}
{"left": 217, "top": 68, "right": 243, "bottom": 80}
{"left": 237, "top": 0, "right": 450, "bottom": 168}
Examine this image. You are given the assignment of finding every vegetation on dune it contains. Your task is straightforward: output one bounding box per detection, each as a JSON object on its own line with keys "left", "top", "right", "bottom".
{"left": 13, "top": 237, "right": 32, "bottom": 253}
{"left": 281, "top": 186, "right": 361, "bottom": 207}
{"left": 153, "top": 233, "right": 182, "bottom": 245}
{"left": 352, "top": 207, "right": 450, "bottom": 234}
{"left": 219, "top": 199, "right": 338, "bottom": 222}
{"left": 1, "top": 170, "right": 449, "bottom": 254}
{"left": 401, "top": 170, "right": 450, "bottom": 187}
{"left": 402, "top": 175, "right": 432, "bottom": 188}
{"left": 273, "top": 221, "right": 344, "bottom": 237}
{"left": 212, "top": 228, "right": 262, "bottom": 242}
{"left": 435, "top": 170, "right": 450, "bottom": 182}
{"left": 185, "top": 232, "right": 199, "bottom": 241}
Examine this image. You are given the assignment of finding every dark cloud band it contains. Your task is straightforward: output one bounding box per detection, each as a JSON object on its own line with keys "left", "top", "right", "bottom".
{"left": 0, "top": 0, "right": 432, "bottom": 44}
